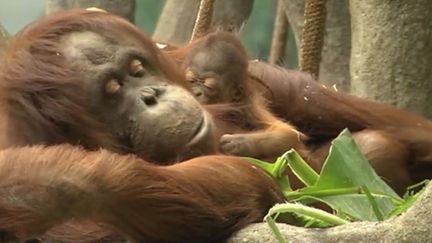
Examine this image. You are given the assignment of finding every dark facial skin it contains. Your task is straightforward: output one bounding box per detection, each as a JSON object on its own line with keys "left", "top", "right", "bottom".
{"left": 60, "top": 31, "right": 216, "bottom": 163}
{"left": 183, "top": 36, "right": 248, "bottom": 104}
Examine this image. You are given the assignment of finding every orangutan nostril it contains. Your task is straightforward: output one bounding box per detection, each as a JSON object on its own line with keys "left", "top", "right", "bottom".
{"left": 194, "top": 90, "right": 203, "bottom": 97}
{"left": 140, "top": 87, "right": 164, "bottom": 106}
{"left": 143, "top": 95, "right": 157, "bottom": 106}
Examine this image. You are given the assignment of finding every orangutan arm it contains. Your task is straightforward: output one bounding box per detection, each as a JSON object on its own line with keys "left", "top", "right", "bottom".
{"left": 0, "top": 145, "right": 282, "bottom": 242}
{"left": 248, "top": 61, "right": 432, "bottom": 137}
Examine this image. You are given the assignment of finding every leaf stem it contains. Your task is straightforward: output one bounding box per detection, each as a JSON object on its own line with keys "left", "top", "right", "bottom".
{"left": 286, "top": 150, "right": 319, "bottom": 186}
{"left": 264, "top": 215, "right": 288, "bottom": 243}
{"left": 362, "top": 186, "right": 383, "bottom": 220}
{"left": 286, "top": 187, "right": 361, "bottom": 200}
{"left": 267, "top": 203, "right": 349, "bottom": 226}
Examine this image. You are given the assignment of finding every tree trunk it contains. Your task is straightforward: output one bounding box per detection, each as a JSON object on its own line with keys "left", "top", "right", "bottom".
{"left": 153, "top": 0, "right": 199, "bottom": 45}
{"left": 282, "top": 0, "right": 351, "bottom": 91}
{"left": 350, "top": 0, "right": 432, "bottom": 118}
{"left": 44, "top": 0, "right": 136, "bottom": 22}
{"left": 0, "top": 23, "right": 10, "bottom": 53}
{"left": 269, "top": 0, "right": 288, "bottom": 66}
{"left": 228, "top": 183, "right": 432, "bottom": 242}
{"left": 153, "top": 0, "right": 253, "bottom": 45}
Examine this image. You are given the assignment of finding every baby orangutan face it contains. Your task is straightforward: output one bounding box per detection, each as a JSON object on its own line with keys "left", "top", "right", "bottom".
{"left": 183, "top": 33, "right": 248, "bottom": 104}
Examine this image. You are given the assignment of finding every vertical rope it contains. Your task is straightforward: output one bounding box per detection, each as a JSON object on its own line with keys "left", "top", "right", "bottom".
{"left": 299, "top": 0, "right": 327, "bottom": 79}
{"left": 191, "top": 0, "right": 216, "bottom": 42}
{"left": 269, "top": 0, "right": 289, "bottom": 65}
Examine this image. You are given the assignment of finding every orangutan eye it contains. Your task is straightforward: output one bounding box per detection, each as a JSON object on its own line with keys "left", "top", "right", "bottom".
{"left": 185, "top": 69, "right": 196, "bottom": 83}
{"left": 129, "top": 59, "right": 146, "bottom": 77}
{"left": 105, "top": 79, "right": 121, "bottom": 95}
{"left": 203, "top": 77, "right": 217, "bottom": 89}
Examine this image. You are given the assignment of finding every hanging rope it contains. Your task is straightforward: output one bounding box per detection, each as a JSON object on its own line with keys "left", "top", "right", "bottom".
{"left": 299, "top": 0, "right": 327, "bottom": 79}
{"left": 269, "top": 0, "right": 289, "bottom": 65}
{"left": 191, "top": 0, "right": 216, "bottom": 42}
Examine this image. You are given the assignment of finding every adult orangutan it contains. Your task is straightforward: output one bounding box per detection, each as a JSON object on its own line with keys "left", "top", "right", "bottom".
{"left": 1, "top": 8, "right": 432, "bottom": 243}
{"left": 0, "top": 10, "right": 284, "bottom": 242}
{"left": 171, "top": 32, "right": 432, "bottom": 194}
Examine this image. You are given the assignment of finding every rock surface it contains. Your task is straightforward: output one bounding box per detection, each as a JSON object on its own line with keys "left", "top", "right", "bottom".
{"left": 229, "top": 183, "right": 432, "bottom": 242}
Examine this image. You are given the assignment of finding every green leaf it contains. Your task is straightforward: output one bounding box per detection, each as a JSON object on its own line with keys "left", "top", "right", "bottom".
{"left": 388, "top": 180, "right": 429, "bottom": 217}
{"left": 293, "top": 129, "right": 401, "bottom": 221}
{"left": 286, "top": 149, "right": 319, "bottom": 186}
{"left": 247, "top": 129, "right": 409, "bottom": 223}
{"left": 245, "top": 152, "right": 293, "bottom": 193}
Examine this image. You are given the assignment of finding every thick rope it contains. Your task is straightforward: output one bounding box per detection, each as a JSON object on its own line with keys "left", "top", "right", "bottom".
{"left": 299, "top": 0, "right": 327, "bottom": 79}
{"left": 191, "top": 0, "right": 216, "bottom": 42}
{"left": 269, "top": 0, "right": 289, "bottom": 65}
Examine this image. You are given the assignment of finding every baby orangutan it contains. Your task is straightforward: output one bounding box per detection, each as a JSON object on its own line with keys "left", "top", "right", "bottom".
{"left": 180, "top": 32, "right": 308, "bottom": 159}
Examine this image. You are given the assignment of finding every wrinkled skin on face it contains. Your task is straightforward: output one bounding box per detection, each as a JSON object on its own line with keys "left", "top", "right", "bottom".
{"left": 60, "top": 31, "right": 216, "bottom": 163}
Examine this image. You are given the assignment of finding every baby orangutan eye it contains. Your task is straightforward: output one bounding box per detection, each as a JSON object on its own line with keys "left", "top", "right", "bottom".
{"left": 105, "top": 79, "right": 121, "bottom": 95}
{"left": 185, "top": 69, "right": 196, "bottom": 83}
{"left": 203, "top": 77, "right": 217, "bottom": 89}
{"left": 129, "top": 59, "right": 146, "bottom": 77}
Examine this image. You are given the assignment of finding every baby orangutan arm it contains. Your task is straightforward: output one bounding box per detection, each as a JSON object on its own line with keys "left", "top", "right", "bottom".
{"left": 219, "top": 101, "right": 308, "bottom": 159}
{"left": 0, "top": 145, "right": 283, "bottom": 242}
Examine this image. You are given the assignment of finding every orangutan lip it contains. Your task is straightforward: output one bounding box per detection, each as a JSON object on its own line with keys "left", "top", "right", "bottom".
{"left": 186, "top": 112, "right": 210, "bottom": 147}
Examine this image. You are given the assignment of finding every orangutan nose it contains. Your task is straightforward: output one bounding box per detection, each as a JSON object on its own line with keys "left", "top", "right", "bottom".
{"left": 140, "top": 86, "right": 165, "bottom": 106}
{"left": 194, "top": 90, "right": 203, "bottom": 97}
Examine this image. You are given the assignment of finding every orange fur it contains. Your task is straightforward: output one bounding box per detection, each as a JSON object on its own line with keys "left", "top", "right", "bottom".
{"left": 249, "top": 61, "right": 432, "bottom": 193}
{"left": 0, "top": 145, "right": 283, "bottom": 242}
{"left": 170, "top": 32, "right": 309, "bottom": 160}
{"left": 0, "top": 10, "right": 284, "bottom": 242}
